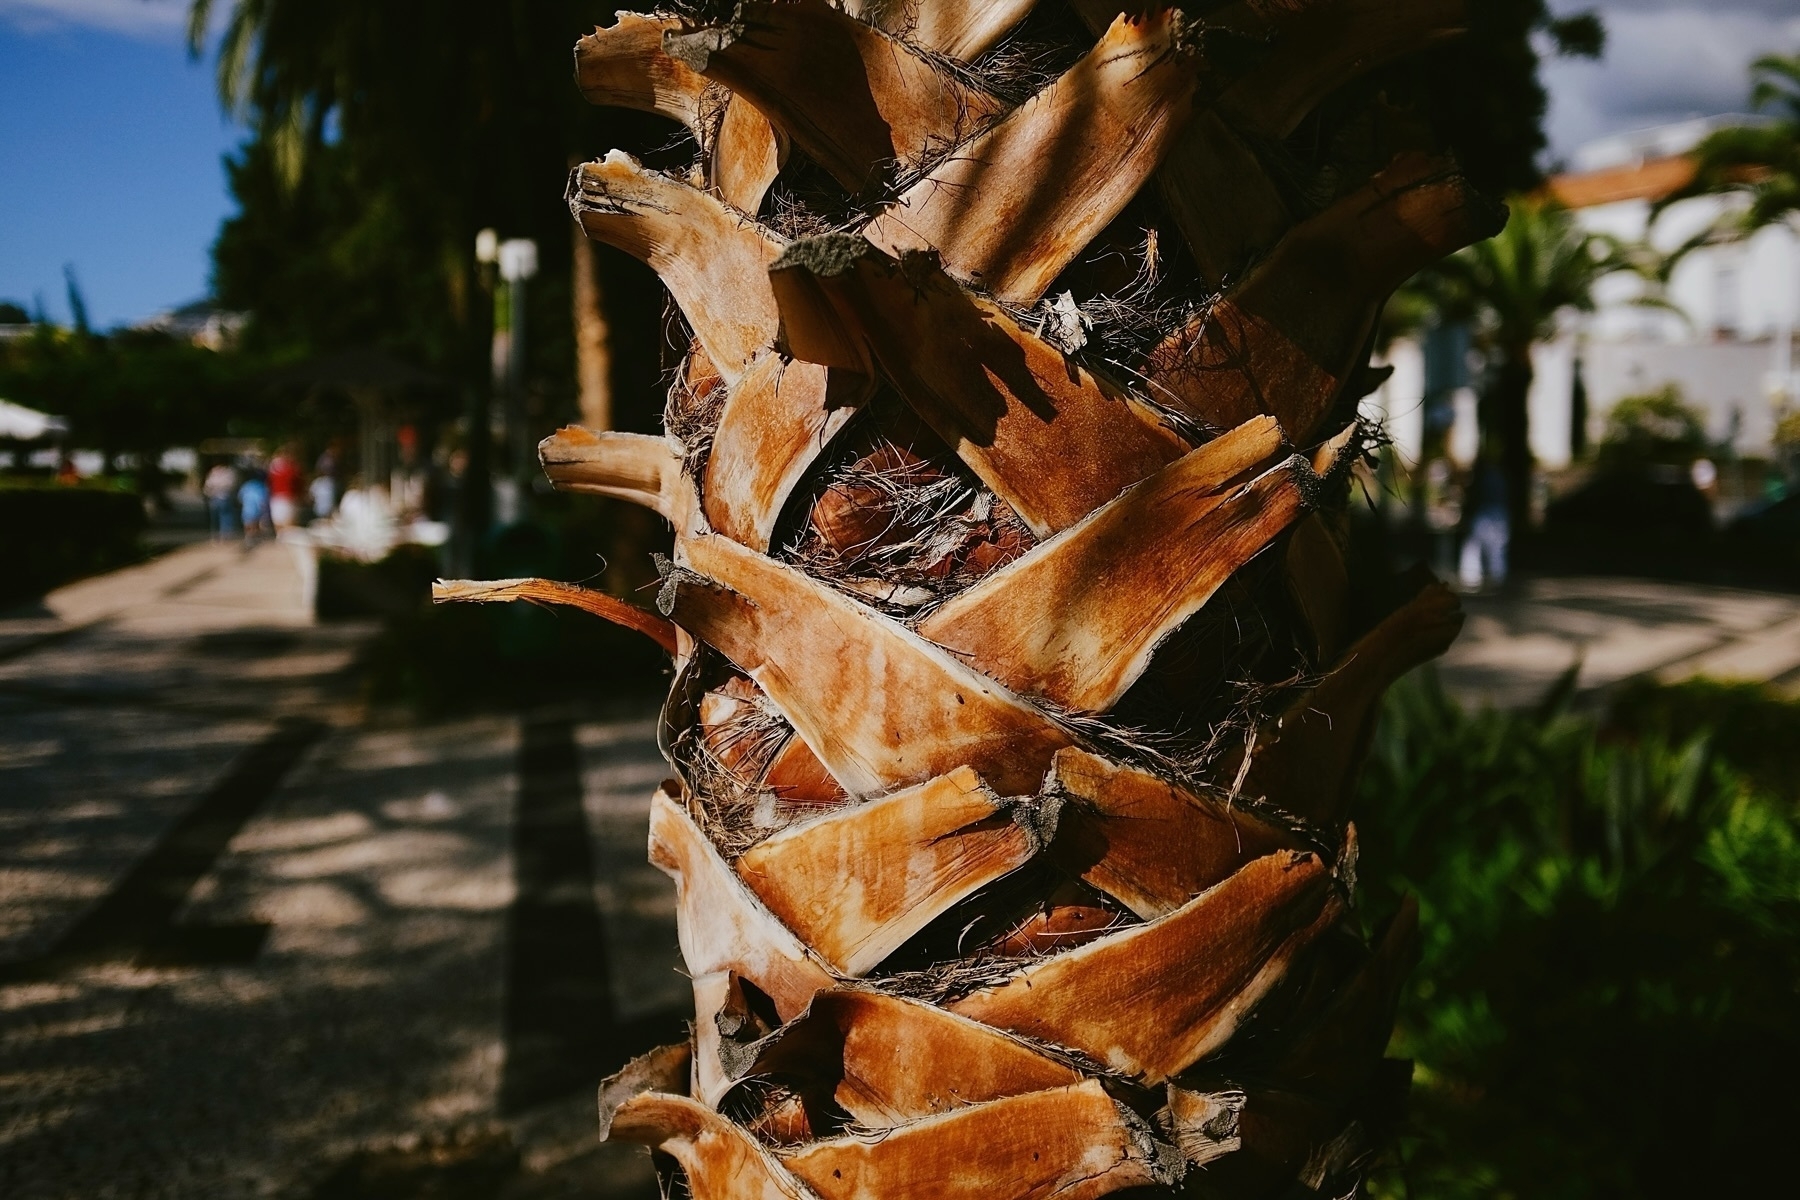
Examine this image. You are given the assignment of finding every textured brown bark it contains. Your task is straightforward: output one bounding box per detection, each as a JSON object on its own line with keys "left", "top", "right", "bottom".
{"left": 574, "top": 13, "right": 709, "bottom": 132}
{"left": 737, "top": 990, "right": 1084, "bottom": 1127}
{"left": 772, "top": 238, "right": 1187, "bottom": 537}
{"left": 666, "top": 0, "right": 1005, "bottom": 195}
{"left": 734, "top": 768, "right": 1041, "bottom": 975}
{"left": 440, "top": 5, "right": 1499, "bottom": 1196}
{"left": 861, "top": 11, "right": 1199, "bottom": 304}
{"left": 1046, "top": 748, "right": 1298, "bottom": 920}
{"left": 702, "top": 356, "right": 869, "bottom": 551}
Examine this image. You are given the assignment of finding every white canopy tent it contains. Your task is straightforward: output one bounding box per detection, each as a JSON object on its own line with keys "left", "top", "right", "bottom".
{"left": 0, "top": 399, "right": 68, "bottom": 442}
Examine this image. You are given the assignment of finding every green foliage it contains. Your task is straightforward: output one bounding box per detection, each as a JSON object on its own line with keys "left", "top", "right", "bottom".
{"left": 1665, "top": 54, "right": 1800, "bottom": 235}
{"left": 213, "top": 136, "right": 467, "bottom": 367}
{"left": 190, "top": 0, "right": 674, "bottom": 436}
{"left": 1776, "top": 410, "right": 1800, "bottom": 451}
{"left": 358, "top": 494, "right": 671, "bottom": 715}
{"left": 1540, "top": 12, "right": 1603, "bottom": 61}
{"left": 0, "top": 484, "right": 146, "bottom": 605}
{"left": 1395, "top": 0, "right": 1604, "bottom": 197}
{"left": 1359, "top": 670, "right": 1800, "bottom": 1198}
{"left": 1597, "top": 384, "right": 1708, "bottom": 470}
{"left": 1609, "top": 676, "right": 1800, "bottom": 804}
{"left": 1298, "top": 0, "right": 1605, "bottom": 202}
{"left": 0, "top": 325, "right": 267, "bottom": 461}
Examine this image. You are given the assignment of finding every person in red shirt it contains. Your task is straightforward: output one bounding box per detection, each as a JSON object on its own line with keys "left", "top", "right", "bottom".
{"left": 267, "top": 446, "right": 301, "bottom": 529}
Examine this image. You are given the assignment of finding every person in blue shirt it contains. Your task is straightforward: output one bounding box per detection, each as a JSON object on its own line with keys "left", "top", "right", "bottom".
{"left": 238, "top": 469, "right": 272, "bottom": 544}
{"left": 1459, "top": 454, "right": 1510, "bottom": 591}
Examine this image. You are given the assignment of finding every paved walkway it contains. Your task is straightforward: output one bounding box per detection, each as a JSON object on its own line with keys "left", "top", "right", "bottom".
{"left": 1440, "top": 576, "right": 1800, "bottom": 709}
{"left": 0, "top": 543, "right": 680, "bottom": 1200}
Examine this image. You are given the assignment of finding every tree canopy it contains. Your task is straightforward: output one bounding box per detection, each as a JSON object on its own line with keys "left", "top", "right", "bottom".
{"left": 1404, "top": 197, "right": 1644, "bottom": 524}
{"left": 191, "top": 0, "right": 675, "bottom": 433}
{"left": 1415, "top": 197, "right": 1636, "bottom": 353}
{"left": 0, "top": 325, "right": 266, "bottom": 462}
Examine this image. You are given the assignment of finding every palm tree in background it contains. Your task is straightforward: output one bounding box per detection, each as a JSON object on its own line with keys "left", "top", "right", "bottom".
{"left": 1410, "top": 198, "right": 1640, "bottom": 529}
{"left": 184, "top": 1, "right": 649, "bottom": 411}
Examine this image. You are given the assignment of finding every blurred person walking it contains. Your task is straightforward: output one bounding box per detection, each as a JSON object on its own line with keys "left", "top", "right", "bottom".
{"left": 1460, "top": 454, "right": 1511, "bottom": 591}
{"left": 310, "top": 448, "right": 338, "bottom": 520}
{"left": 238, "top": 468, "right": 272, "bottom": 544}
{"left": 203, "top": 461, "right": 239, "bottom": 539}
{"left": 268, "top": 447, "right": 301, "bottom": 528}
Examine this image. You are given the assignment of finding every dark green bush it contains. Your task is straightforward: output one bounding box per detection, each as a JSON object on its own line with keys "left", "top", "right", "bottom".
{"left": 1360, "top": 670, "right": 1800, "bottom": 1198}
{"left": 358, "top": 498, "right": 671, "bottom": 715}
{"left": 1597, "top": 385, "right": 1709, "bottom": 472}
{"left": 1608, "top": 676, "right": 1800, "bottom": 803}
{"left": 0, "top": 483, "right": 145, "bottom": 606}
{"left": 316, "top": 544, "right": 440, "bottom": 620}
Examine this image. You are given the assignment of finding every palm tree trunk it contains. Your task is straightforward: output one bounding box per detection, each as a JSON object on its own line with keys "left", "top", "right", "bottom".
{"left": 1488, "top": 344, "right": 1536, "bottom": 533}
{"left": 442, "top": 3, "right": 1503, "bottom": 1195}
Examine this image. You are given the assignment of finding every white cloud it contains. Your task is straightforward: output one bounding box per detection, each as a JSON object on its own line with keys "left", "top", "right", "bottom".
{"left": 1568, "top": 0, "right": 1797, "bottom": 17}
{"left": 0, "top": 0, "right": 190, "bottom": 39}
{"left": 1544, "top": 6, "right": 1800, "bottom": 162}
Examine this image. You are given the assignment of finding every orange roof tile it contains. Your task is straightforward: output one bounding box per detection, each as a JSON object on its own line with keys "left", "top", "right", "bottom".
{"left": 1543, "top": 155, "right": 1698, "bottom": 208}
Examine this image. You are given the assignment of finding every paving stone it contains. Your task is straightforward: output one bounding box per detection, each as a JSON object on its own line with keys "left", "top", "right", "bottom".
{"left": 0, "top": 543, "right": 672, "bottom": 1199}
{"left": 1440, "top": 576, "right": 1800, "bottom": 708}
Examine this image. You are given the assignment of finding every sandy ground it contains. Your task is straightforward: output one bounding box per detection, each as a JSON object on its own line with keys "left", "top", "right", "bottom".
{"left": 0, "top": 542, "right": 681, "bottom": 1199}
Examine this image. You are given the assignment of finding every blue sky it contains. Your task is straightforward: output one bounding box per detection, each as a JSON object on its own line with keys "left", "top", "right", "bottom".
{"left": 0, "top": 1, "right": 240, "bottom": 328}
{"left": 1, "top": 1, "right": 1796, "bottom": 330}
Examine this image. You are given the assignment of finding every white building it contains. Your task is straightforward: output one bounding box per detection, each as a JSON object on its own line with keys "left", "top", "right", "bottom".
{"left": 1369, "top": 118, "right": 1799, "bottom": 471}
{"left": 135, "top": 300, "right": 247, "bottom": 351}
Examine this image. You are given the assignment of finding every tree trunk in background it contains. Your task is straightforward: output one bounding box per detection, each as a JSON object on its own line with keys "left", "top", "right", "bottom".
{"left": 442, "top": 3, "right": 1506, "bottom": 1196}
{"left": 572, "top": 226, "right": 612, "bottom": 432}
{"left": 1488, "top": 346, "right": 1537, "bottom": 533}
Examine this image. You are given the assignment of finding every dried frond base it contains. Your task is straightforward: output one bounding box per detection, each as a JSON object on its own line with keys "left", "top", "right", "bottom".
{"left": 520, "top": 3, "right": 1496, "bottom": 1195}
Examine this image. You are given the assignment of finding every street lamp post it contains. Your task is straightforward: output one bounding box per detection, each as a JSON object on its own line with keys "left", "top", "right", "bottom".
{"left": 497, "top": 238, "right": 539, "bottom": 523}
{"left": 449, "top": 228, "right": 506, "bottom": 575}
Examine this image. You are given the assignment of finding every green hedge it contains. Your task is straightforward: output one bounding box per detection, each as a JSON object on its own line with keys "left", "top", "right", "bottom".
{"left": 1359, "top": 670, "right": 1800, "bottom": 1198}
{"left": 358, "top": 505, "right": 671, "bottom": 715}
{"left": 0, "top": 484, "right": 145, "bottom": 606}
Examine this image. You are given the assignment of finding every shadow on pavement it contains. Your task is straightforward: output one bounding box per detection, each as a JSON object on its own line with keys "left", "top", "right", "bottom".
{"left": 306, "top": 711, "right": 682, "bottom": 1200}
{"left": 501, "top": 712, "right": 685, "bottom": 1114}
{"left": 0, "top": 718, "right": 324, "bottom": 982}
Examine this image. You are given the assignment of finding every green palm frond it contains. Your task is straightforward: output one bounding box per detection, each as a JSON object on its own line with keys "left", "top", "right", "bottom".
{"left": 1749, "top": 53, "right": 1800, "bottom": 123}
{"left": 1657, "top": 54, "right": 1800, "bottom": 235}
{"left": 1405, "top": 197, "right": 1643, "bottom": 351}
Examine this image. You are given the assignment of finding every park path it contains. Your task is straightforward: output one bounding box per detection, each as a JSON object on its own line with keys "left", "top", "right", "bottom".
{"left": 0, "top": 541, "right": 681, "bottom": 1200}
{"left": 6, "top": 545, "right": 1800, "bottom": 1197}
{"left": 1440, "top": 575, "right": 1800, "bottom": 708}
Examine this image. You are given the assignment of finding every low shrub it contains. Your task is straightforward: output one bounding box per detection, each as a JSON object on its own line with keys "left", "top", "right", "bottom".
{"left": 1597, "top": 384, "right": 1709, "bottom": 473}
{"left": 0, "top": 482, "right": 145, "bottom": 606}
{"left": 1360, "top": 670, "right": 1800, "bottom": 1198}
{"left": 357, "top": 499, "right": 671, "bottom": 715}
{"left": 316, "top": 544, "right": 439, "bottom": 620}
